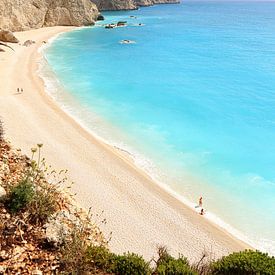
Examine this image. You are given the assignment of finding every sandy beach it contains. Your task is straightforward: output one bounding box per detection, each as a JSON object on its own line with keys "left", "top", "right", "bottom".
{"left": 0, "top": 26, "right": 251, "bottom": 262}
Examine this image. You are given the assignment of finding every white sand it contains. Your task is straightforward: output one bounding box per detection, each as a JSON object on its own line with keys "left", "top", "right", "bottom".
{"left": 0, "top": 26, "right": 250, "bottom": 262}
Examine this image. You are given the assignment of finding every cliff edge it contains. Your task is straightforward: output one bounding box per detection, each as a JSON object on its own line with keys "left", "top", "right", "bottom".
{"left": 0, "top": 0, "right": 99, "bottom": 32}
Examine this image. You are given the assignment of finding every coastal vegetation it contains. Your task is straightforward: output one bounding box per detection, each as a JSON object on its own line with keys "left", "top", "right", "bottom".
{"left": 0, "top": 122, "right": 275, "bottom": 274}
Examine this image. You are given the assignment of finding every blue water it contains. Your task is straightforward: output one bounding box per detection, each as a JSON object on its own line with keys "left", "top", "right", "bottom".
{"left": 44, "top": 1, "right": 275, "bottom": 254}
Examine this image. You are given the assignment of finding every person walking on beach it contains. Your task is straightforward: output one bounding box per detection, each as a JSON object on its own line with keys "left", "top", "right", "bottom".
{"left": 199, "top": 196, "right": 203, "bottom": 207}
{"left": 21, "top": 88, "right": 23, "bottom": 93}
{"left": 17, "top": 88, "right": 20, "bottom": 93}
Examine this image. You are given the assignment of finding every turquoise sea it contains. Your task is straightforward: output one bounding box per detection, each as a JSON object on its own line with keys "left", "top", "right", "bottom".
{"left": 42, "top": 1, "right": 275, "bottom": 254}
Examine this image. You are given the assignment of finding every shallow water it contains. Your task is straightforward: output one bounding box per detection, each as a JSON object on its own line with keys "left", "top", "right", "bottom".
{"left": 43, "top": 1, "right": 275, "bottom": 254}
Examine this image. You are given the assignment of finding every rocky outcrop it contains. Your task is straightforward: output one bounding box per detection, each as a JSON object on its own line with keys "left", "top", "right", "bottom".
{"left": 97, "top": 14, "right": 105, "bottom": 21}
{"left": 135, "top": 0, "right": 180, "bottom": 7}
{"left": 23, "top": 40, "right": 36, "bottom": 47}
{"left": 0, "top": 0, "right": 99, "bottom": 32}
{"left": 0, "top": 30, "right": 19, "bottom": 43}
{"left": 91, "top": 0, "right": 136, "bottom": 11}
{"left": 92, "top": 0, "right": 180, "bottom": 11}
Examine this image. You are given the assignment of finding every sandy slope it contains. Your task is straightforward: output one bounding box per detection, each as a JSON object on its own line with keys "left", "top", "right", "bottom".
{"left": 0, "top": 26, "right": 250, "bottom": 262}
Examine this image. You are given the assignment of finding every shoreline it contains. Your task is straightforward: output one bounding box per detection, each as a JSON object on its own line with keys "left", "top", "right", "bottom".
{"left": 40, "top": 28, "right": 256, "bottom": 252}
{"left": 0, "top": 26, "right": 251, "bottom": 261}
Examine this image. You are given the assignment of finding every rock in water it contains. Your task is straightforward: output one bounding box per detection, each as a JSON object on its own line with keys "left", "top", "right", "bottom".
{"left": 0, "top": 30, "right": 19, "bottom": 43}
{"left": 0, "top": 0, "right": 99, "bottom": 31}
{"left": 97, "top": 14, "right": 105, "bottom": 21}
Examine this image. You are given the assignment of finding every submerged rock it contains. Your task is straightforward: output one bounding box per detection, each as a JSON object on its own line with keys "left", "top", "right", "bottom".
{"left": 120, "top": 39, "right": 136, "bottom": 44}
{"left": 117, "top": 21, "right": 127, "bottom": 27}
{"left": 105, "top": 23, "right": 116, "bottom": 29}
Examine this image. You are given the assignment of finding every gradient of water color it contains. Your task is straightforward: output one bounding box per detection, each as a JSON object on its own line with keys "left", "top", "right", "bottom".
{"left": 42, "top": 1, "right": 275, "bottom": 254}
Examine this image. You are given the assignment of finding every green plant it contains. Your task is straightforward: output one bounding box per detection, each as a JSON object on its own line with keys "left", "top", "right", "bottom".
{"left": 112, "top": 252, "right": 151, "bottom": 275}
{"left": 59, "top": 211, "right": 107, "bottom": 274}
{"left": 155, "top": 247, "right": 197, "bottom": 275}
{"left": 28, "top": 181, "right": 59, "bottom": 225}
{"left": 25, "top": 144, "right": 61, "bottom": 224}
{"left": 60, "top": 225, "right": 88, "bottom": 274}
{"left": 7, "top": 178, "right": 34, "bottom": 213}
{"left": 210, "top": 250, "right": 275, "bottom": 275}
{"left": 86, "top": 245, "right": 116, "bottom": 272}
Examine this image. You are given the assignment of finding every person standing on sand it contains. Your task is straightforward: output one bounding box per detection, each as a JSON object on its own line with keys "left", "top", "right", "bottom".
{"left": 21, "top": 88, "right": 23, "bottom": 93}
{"left": 199, "top": 196, "right": 203, "bottom": 207}
{"left": 200, "top": 208, "right": 205, "bottom": 215}
{"left": 17, "top": 88, "right": 20, "bottom": 93}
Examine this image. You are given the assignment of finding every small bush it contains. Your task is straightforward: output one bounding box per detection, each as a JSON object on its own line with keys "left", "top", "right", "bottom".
{"left": 84, "top": 246, "right": 151, "bottom": 275}
{"left": 7, "top": 179, "right": 34, "bottom": 213}
{"left": 60, "top": 225, "right": 88, "bottom": 274}
{"left": 210, "top": 249, "right": 275, "bottom": 275}
{"left": 86, "top": 245, "right": 116, "bottom": 272}
{"left": 28, "top": 182, "right": 59, "bottom": 225}
{"left": 112, "top": 252, "right": 151, "bottom": 275}
{"left": 155, "top": 247, "right": 197, "bottom": 275}
{"left": 59, "top": 214, "right": 107, "bottom": 274}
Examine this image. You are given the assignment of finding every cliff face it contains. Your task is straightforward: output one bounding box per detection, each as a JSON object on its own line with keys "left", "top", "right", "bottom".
{"left": 91, "top": 0, "right": 136, "bottom": 11}
{"left": 0, "top": 0, "right": 99, "bottom": 32}
{"left": 0, "top": 0, "right": 180, "bottom": 31}
{"left": 91, "top": 0, "right": 180, "bottom": 11}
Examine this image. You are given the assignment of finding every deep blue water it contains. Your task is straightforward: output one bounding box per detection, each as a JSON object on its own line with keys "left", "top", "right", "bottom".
{"left": 44, "top": 1, "right": 275, "bottom": 254}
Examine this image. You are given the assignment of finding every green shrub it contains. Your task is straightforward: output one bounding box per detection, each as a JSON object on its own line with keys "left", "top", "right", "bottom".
{"left": 112, "top": 253, "right": 151, "bottom": 275}
{"left": 28, "top": 182, "right": 59, "bottom": 225}
{"left": 7, "top": 179, "right": 34, "bottom": 213}
{"left": 155, "top": 247, "right": 197, "bottom": 275}
{"left": 86, "top": 245, "right": 116, "bottom": 272}
{"left": 210, "top": 250, "right": 275, "bottom": 275}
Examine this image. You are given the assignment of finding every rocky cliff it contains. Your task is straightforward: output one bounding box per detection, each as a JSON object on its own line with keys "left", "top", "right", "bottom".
{"left": 135, "top": 0, "right": 180, "bottom": 7}
{"left": 0, "top": 0, "right": 99, "bottom": 32}
{"left": 91, "top": 0, "right": 136, "bottom": 11}
{"left": 91, "top": 0, "right": 180, "bottom": 11}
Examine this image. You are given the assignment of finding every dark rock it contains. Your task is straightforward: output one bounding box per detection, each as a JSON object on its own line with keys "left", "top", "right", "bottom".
{"left": 97, "top": 14, "right": 105, "bottom": 21}
{"left": 23, "top": 40, "right": 35, "bottom": 47}
{"left": 117, "top": 21, "right": 127, "bottom": 26}
{"left": 105, "top": 23, "right": 116, "bottom": 29}
{"left": 0, "top": 30, "right": 19, "bottom": 43}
